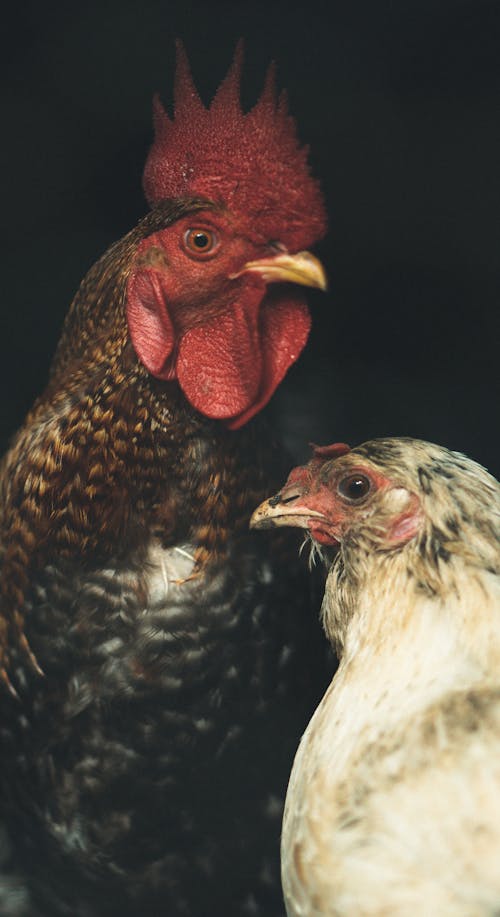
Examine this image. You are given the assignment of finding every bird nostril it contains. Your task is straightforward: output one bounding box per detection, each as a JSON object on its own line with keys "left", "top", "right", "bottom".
{"left": 270, "top": 487, "right": 303, "bottom": 506}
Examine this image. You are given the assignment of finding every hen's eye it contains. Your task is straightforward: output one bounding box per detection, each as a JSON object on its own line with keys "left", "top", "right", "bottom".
{"left": 183, "top": 228, "right": 219, "bottom": 256}
{"left": 337, "top": 473, "right": 371, "bottom": 502}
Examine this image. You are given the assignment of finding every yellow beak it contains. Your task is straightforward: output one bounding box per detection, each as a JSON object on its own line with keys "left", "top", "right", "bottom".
{"left": 250, "top": 485, "right": 325, "bottom": 531}
{"left": 237, "top": 250, "right": 328, "bottom": 291}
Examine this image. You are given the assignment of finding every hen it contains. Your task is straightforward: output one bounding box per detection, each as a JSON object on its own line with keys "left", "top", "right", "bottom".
{"left": 252, "top": 437, "right": 500, "bottom": 916}
{"left": 0, "top": 45, "right": 330, "bottom": 916}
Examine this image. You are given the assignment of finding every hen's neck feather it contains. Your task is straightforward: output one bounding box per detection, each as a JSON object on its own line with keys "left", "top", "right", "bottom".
{"left": 314, "top": 535, "right": 500, "bottom": 779}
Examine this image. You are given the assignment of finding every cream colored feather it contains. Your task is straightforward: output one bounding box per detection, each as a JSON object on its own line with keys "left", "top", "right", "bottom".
{"left": 252, "top": 438, "right": 500, "bottom": 916}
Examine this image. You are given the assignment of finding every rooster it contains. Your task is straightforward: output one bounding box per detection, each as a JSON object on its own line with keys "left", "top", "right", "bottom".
{"left": 0, "top": 44, "right": 330, "bottom": 916}
{"left": 252, "top": 437, "right": 500, "bottom": 916}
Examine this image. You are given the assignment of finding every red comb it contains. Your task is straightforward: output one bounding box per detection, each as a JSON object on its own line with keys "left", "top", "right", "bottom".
{"left": 142, "top": 41, "right": 327, "bottom": 250}
{"left": 311, "top": 443, "right": 351, "bottom": 459}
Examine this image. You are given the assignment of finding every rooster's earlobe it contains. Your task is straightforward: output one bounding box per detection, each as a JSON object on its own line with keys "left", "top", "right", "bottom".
{"left": 127, "top": 265, "right": 175, "bottom": 380}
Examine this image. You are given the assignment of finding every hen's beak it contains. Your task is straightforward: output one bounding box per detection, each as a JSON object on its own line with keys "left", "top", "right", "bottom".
{"left": 250, "top": 486, "right": 325, "bottom": 531}
{"left": 237, "top": 251, "right": 328, "bottom": 291}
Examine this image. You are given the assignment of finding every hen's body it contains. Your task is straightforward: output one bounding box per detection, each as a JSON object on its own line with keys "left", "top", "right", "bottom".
{"left": 253, "top": 438, "right": 500, "bottom": 916}
{"left": 0, "top": 201, "right": 329, "bottom": 915}
{"left": 284, "top": 560, "right": 500, "bottom": 916}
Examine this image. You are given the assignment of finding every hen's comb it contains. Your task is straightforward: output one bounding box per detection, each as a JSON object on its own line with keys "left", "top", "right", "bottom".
{"left": 143, "top": 41, "right": 327, "bottom": 250}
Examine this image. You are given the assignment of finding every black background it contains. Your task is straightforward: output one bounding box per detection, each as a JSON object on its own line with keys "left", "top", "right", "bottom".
{"left": 2, "top": 0, "right": 499, "bottom": 476}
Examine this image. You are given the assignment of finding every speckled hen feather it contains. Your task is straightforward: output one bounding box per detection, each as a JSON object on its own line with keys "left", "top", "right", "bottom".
{"left": 252, "top": 437, "right": 500, "bottom": 916}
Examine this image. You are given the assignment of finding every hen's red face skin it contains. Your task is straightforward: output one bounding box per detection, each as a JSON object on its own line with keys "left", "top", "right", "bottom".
{"left": 126, "top": 208, "right": 326, "bottom": 429}
{"left": 251, "top": 443, "right": 423, "bottom": 549}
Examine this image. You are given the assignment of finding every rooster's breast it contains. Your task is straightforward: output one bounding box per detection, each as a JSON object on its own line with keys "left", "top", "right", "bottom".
{"left": 2, "top": 531, "right": 327, "bottom": 916}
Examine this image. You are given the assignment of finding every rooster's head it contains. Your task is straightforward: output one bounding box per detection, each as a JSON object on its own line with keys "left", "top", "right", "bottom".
{"left": 127, "top": 42, "right": 327, "bottom": 428}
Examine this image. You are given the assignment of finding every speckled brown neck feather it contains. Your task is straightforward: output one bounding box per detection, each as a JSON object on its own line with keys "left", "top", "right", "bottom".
{"left": 0, "top": 199, "right": 278, "bottom": 685}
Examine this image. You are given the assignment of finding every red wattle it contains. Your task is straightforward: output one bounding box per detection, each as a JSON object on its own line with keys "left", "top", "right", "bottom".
{"left": 226, "top": 292, "right": 311, "bottom": 429}
{"left": 177, "top": 290, "right": 311, "bottom": 427}
{"left": 176, "top": 288, "right": 263, "bottom": 419}
{"left": 127, "top": 266, "right": 312, "bottom": 428}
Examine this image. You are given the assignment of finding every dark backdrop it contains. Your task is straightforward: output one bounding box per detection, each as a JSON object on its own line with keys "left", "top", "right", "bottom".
{"left": 2, "top": 0, "right": 499, "bottom": 475}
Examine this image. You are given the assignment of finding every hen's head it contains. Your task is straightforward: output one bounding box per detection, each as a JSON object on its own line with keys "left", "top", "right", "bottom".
{"left": 127, "top": 43, "right": 327, "bottom": 429}
{"left": 251, "top": 437, "right": 500, "bottom": 573}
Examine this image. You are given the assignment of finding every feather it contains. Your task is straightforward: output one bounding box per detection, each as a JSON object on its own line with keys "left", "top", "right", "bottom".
{"left": 252, "top": 436, "right": 500, "bottom": 915}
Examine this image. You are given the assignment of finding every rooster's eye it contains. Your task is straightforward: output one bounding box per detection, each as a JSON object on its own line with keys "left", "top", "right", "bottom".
{"left": 183, "top": 228, "right": 220, "bottom": 257}
{"left": 337, "top": 473, "right": 371, "bottom": 502}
